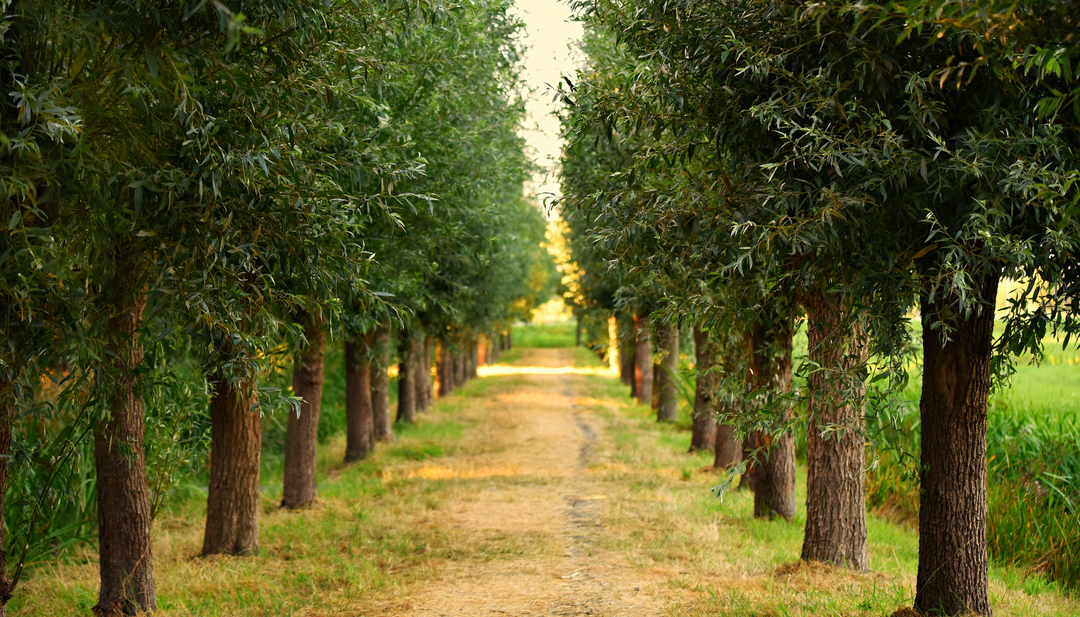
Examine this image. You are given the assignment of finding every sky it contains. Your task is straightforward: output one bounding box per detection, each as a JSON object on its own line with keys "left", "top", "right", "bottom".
{"left": 509, "top": 0, "right": 585, "bottom": 213}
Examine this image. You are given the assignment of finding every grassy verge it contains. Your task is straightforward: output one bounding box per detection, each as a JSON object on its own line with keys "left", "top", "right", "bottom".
{"left": 10, "top": 377, "right": 482, "bottom": 616}
{"left": 573, "top": 366, "right": 1080, "bottom": 616}
{"left": 512, "top": 322, "right": 576, "bottom": 348}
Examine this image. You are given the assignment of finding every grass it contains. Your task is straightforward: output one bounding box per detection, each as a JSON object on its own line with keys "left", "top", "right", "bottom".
{"left": 12, "top": 324, "right": 1080, "bottom": 615}
{"left": 512, "top": 322, "right": 577, "bottom": 348}
{"left": 573, "top": 363, "right": 1078, "bottom": 616}
{"left": 9, "top": 373, "right": 485, "bottom": 616}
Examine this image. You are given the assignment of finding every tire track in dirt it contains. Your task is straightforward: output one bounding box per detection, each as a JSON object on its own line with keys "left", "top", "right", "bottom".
{"left": 397, "top": 348, "right": 661, "bottom": 617}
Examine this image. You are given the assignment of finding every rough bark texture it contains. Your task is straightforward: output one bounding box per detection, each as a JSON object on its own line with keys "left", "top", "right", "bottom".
{"left": 914, "top": 275, "right": 998, "bottom": 617}
{"left": 203, "top": 374, "right": 261, "bottom": 556}
{"left": 0, "top": 377, "right": 16, "bottom": 615}
{"left": 651, "top": 361, "right": 661, "bottom": 411}
{"left": 414, "top": 335, "right": 431, "bottom": 413}
{"left": 371, "top": 322, "right": 393, "bottom": 442}
{"left": 714, "top": 424, "right": 740, "bottom": 469}
{"left": 397, "top": 335, "right": 416, "bottom": 424}
{"left": 634, "top": 314, "right": 653, "bottom": 405}
{"left": 94, "top": 289, "right": 156, "bottom": 616}
{"left": 618, "top": 317, "right": 635, "bottom": 389}
{"left": 283, "top": 311, "right": 325, "bottom": 509}
{"left": 801, "top": 290, "right": 868, "bottom": 571}
{"left": 454, "top": 352, "right": 466, "bottom": 388}
{"left": 437, "top": 342, "right": 454, "bottom": 397}
{"left": 745, "top": 318, "right": 797, "bottom": 520}
{"left": 344, "top": 337, "right": 374, "bottom": 463}
{"left": 690, "top": 327, "right": 719, "bottom": 452}
{"left": 657, "top": 322, "right": 680, "bottom": 422}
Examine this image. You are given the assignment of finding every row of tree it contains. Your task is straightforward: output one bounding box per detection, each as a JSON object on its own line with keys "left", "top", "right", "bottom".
{"left": 557, "top": 1, "right": 1079, "bottom": 615}
{"left": 0, "top": 0, "right": 552, "bottom": 614}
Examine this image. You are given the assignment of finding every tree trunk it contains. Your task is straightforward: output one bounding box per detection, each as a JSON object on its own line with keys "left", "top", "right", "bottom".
{"left": 371, "top": 322, "right": 393, "bottom": 442}
{"left": 619, "top": 316, "right": 635, "bottom": 387}
{"left": 397, "top": 334, "right": 416, "bottom": 425}
{"left": 488, "top": 333, "right": 500, "bottom": 364}
{"left": 437, "top": 341, "right": 454, "bottom": 397}
{"left": 690, "top": 326, "right": 719, "bottom": 452}
{"left": 714, "top": 424, "right": 740, "bottom": 469}
{"left": 203, "top": 374, "right": 261, "bottom": 556}
{"left": 454, "top": 352, "right": 466, "bottom": 387}
{"left": 94, "top": 289, "right": 156, "bottom": 616}
{"left": 914, "top": 274, "right": 998, "bottom": 617}
{"left": 575, "top": 316, "right": 583, "bottom": 347}
{"left": 283, "top": 310, "right": 325, "bottom": 509}
{"left": 657, "top": 322, "right": 680, "bottom": 422}
{"left": 651, "top": 359, "right": 661, "bottom": 411}
{"left": 344, "top": 337, "right": 373, "bottom": 463}
{"left": 414, "top": 335, "right": 431, "bottom": 413}
{"left": 469, "top": 343, "right": 478, "bottom": 379}
{"left": 619, "top": 319, "right": 636, "bottom": 399}
{"left": 801, "top": 290, "right": 868, "bottom": 571}
{"left": 0, "top": 376, "right": 17, "bottom": 615}
{"left": 745, "top": 317, "right": 796, "bottom": 520}
{"left": 634, "top": 314, "right": 653, "bottom": 405}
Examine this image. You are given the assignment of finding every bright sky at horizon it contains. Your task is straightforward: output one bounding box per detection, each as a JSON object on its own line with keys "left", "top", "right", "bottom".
{"left": 510, "top": 0, "right": 584, "bottom": 215}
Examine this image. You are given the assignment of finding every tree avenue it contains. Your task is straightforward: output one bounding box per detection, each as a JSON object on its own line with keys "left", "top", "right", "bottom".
{"left": 5, "top": 0, "right": 1079, "bottom": 612}
{"left": 1, "top": 0, "right": 549, "bottom": 612}
{"left": 557, "top": 1, "right": 1079, "bottom": 615}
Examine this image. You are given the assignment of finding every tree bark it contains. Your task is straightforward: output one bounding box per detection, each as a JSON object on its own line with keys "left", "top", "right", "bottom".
{"left": 505, "top": 330, "right": 512, "bottom": 350}
{"left": 454, "top": 351, "right": 466, "bottom": 387}
{"left": 914, "top": 274, "right": 998, "bottom": 617}
{"left": 371, "top": 322, "right": 393, "bottom": 442}
{"left": 801, "top": 290, "right": 869, "bottom": 571}
{"left": 657, "top": 322, "right": 680, "bottom": 422}
{"left": 469, "top": 343, "right": 478, "bottom": 379}
{"left": 690, "top": 326, "right": 719, "bottom": 452}
{"left": 344, "top": 337, "right": 373, "bottom": 463}
{"left": 414, "top": 335, "right": 431, "bottom": 413}
{"left": 714, "top": 424, "right": 740, "bottom": 469}
{"left": 575, "top": 316, "right": 583, "bottom": 347}
{"left": 651, "top": 359, "right": 661, "bottom": 411}
{"left": 619, "top": 316, "right": 636, "bottom": 396}
{"left": 397, "top": 334, "right": 416, "bottom": 425}
{"left": 745, "top": 317, "right": 796, "bottom": 520}
{"left": 713, "top": 338, "right": 742, "bottom": 469}
{"left": 203, "top": 374, "right": 261, "bottom": 556}
{"left": 94, "top": 288, "right": 156, "bottom": 616}
{"left": 437, "top": 341, "right": 454, "bottom": 397}
{"left": 634, "top": 314, "right": 653, "bottom": 405}
{"left": 282, "top": 310, "right": 325, "bottom": 509}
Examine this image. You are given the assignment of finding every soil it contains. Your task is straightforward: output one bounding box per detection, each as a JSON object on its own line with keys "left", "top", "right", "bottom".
{"left": 396, "top": 348, "right": 664, "bottom": 616}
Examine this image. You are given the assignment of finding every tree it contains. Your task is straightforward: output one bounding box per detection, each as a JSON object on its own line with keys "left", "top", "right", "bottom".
{"left": 566, "top": 0, "right": 1080, "bottom": 611}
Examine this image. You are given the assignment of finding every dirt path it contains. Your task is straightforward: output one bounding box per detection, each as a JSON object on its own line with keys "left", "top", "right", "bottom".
{"left": 400, "top": 348, "right": 663, "bottom": 616}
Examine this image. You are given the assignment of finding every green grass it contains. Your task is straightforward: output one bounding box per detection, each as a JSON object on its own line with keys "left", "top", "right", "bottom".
{"left": 574, "top": 358, "right": 1076, "bottom": 616}
{"left": 13, "top": 338, "right": 1079, "bottom": 616}
{"left": 511, "top": 322, "right": 576, "bottom": 348}
{"left": 574, "top": 316, "right": 1080, "bottom": 592}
